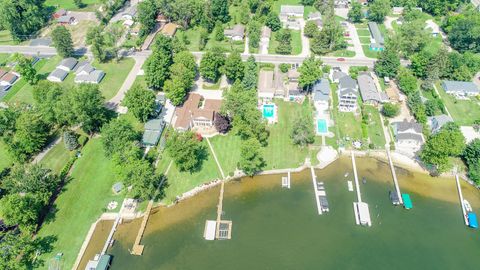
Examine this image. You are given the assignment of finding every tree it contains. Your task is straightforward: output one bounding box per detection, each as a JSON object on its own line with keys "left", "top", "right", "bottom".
{"left": 420, "top": 122, "right": 465, "bottom": 172}
{"left": 247, "top": 19, "right": 262, "bottom": 49}
{"left": 51, "top": 25, "right": 74, "bottom": 58}
{"left": 213, "top": 21, "right": 225, "bottom": 41}
{"left": 214, "top": 112, "right": 231, "bottom": 133}
{"left": 166, "top": 131, "right": 207, "bottom": 172}
{"left": 265, "top": 12, "right": 281, "bottom": 31}
{"left": 242, "top": 55, "right": 258, "bottom": 90}
{"left": 137, "top": 0, "right": 158, "bottom": 37}
{"left": 310, "top": 3, "right": 345, "bottom": 54}
{"left": 238, "top": 138, "right": 265, "bottom": 176}
{"left": 0, "top": 231, "right": 53, "bottom": 269}
{"left": 171, "top": 51, "right": 197, "bottom": 89}
{"left": 87, "top": 26, "right": 107, "bottom": 62}
{"left": 13, "top": 54, "right": 37, "bottom": 84}
{"left": 124, "top": 85, "right": 156, "bottom": 122}
{"left": 101, "top": 118, "right": 139, "bottom": 157}
{"left": 224, "top": 51, "right": 244, "bottom": 82}
{"left": 397, "top": 21, "right": 431, "bottom": 56}
{"left": 0, "top": 0, "right": 47, "bottom": 41}
{"left": 348, "top": 1, "right": 363, "bottom": 23}
{"left": 0, "top": 105, "right": 21, "bottom": 136}
{"left": 301, "top": 0, "right": 316, "bottom": 4}
{"left": 200, "top": 47, "right": 225, "bottom": 82}
{"left": 74, "top": 0, "right": 84, "bottom": 8}
{"left": 275, "top": 29, "right": 292, "bottom": 54}
{"left": 145, "top": 50, "right": 173, "bottom": 90}
{"left": 304, "top": 20, "right": 319, "bottom": 38}
{"left": 211, "top": 0, "right": 230, "bottom": 23}
{"left": 0, "top": 193, "right": 42, "bottom": 233}
{"left": 381, "top": 103, "right": 400, "bottom": 117}
{"left": 396, "top": 68, "right": 418, "bottom": 96}
{"left": 368, "top": 0, "right": 391, "bottom": 23}
{"left": 463, "top": 139, "right": 480, "bottom": 183}
{"left": 32, "top": 81, "right": 63, "bottom": 125}
{"left": 374, "top": 46, "right": 400, "bottom": 78}
{"left": 298, "top": 57, "right": 323, "bottom": 91}
{"left": 164, "top": 77, "right": 188, "bottom": 106}
{"left": 63, "top": 130, "right": 79, "bottom": 151}
{"left": 447, "top": 11, "right": 480, "bottom": 53}
{"left": 291, "top": 117, "right": 315, "bottom": 146}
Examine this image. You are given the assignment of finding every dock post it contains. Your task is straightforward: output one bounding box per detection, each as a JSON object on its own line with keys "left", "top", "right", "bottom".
{"left": 455, "top": 174, "right": 469, "bottom": 226}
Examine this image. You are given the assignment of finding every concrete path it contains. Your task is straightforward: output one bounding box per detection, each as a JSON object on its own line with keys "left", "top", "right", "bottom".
{"left": 346, "top": 22, "right": 365, "bottom": 58}
{"left": 432, "top": 84, "right": 452, "bottom": 118}
{"left": 33, "top": 136, "right": 62, "bottom": 164}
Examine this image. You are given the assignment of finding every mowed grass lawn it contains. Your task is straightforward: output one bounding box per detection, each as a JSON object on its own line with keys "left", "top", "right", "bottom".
{"left": 40, "top": 138, "right": 74, "bottom": 174}
{"left": 208, "top": 134, "right": 242, "bottom": 176}
{"left": 37, "top": 139, "right": 121, "bottom": 270}
{"left": 272, "top": 0, "right": 315, "bottom": 18}
{"left": 331, "top": 84, "right": 363, "bottom": 143}
{"left": 269, "top": 30, "right": 302, "bottom": 55}
{"left": 156, "top": 140, "right": 222, "bottom": 204}
{"left": 45, "top": 0, "right": 101, "bottom": 11}
{"left": 0, "top": 140, "right": 12, "bottom": 171}
{"left": 363, "top": 105, "right": 386, "bottom": 148}
{"left": 436, "top": 82, "right": 480, "bottom": 125}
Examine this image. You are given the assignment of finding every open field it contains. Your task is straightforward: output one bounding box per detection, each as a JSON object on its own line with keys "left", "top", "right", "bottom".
{"left": 268, "top": 30, "right": 302, "bottom": 55}
{"left": 37, "top": 139, "right": 121, "bottom": 270}
{"left": 436, "top": 82, "right": 480, "bottom": 126}
{"left": 45, "top": 0, "right": 101, "bottom": 11}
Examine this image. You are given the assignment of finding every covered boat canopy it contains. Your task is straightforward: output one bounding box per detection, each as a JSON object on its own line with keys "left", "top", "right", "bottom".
{"left": 402, "top": 194, "right": 413, "bottom": 209}
{"left": 468, "top": 212, "right": 478, "bottom": 229}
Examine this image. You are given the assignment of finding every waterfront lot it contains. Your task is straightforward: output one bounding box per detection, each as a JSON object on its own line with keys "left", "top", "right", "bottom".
{"left": 37, "top": 139, "right": 120, "bottom": 270}
{"left": 436, "top": 83, "right": 480, "bottom": 126}
{"left": 331, "top": 84, "right": 363, "bottom": 144}
{"left": 268, "top": 30, "right": 302, "bottom": 55}
{"left": 363, "top": 105, "right": 386, "bottom": 148}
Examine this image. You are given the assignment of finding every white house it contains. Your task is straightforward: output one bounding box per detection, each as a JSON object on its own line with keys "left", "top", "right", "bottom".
{"left": 442, "top": 80, "right": 480, "bottom": 98}
{"left": 74, "top": 62, "right": 105, "bottom": 84}
{"left": 338, "top": 75, "right": 358, "bottom": 112}
{"left": 313, "top": 79, "right": 331, "bottom": 113}
{"left": 57, "top": 57, "right": 78, "bottom": 72}
{"left": 224, "top": 24, "right": 245, "bottom": 41}
{"left": 280, "top": 5, "right": 304, "bottom": 19}
{"left": 392, "top": 119, "right": 425, "bottom": 156}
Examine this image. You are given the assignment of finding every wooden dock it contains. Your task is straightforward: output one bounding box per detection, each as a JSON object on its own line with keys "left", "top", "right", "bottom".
{"left": 311, "top": 167, "right": 323, "bottom": 215}
{"left": 351, "top": 152, "right": 372, "bottom": 227}
{"left": 386, "top": 148, "right": 403, "bottom": 205}
{"left": 214, "top": 181, "right": 232, "bottom": 240}
{"left": 455, "top": 174, "right": 469, "bottom": 226}
{"left": 131, "top": 200, "right": 153, "bottom": 255}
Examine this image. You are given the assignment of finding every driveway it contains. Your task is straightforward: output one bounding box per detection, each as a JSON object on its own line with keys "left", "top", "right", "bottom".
{"left": 345, "top": 22, "right": 365, "bottom": 58}
{"left": 69, "top": 11, "right": 98, "bottom": 23}
{"left": 298, "top": 18, "right": 310, "bottom": 57}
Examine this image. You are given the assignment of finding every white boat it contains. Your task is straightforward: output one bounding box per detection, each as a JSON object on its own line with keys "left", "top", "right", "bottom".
{"left": 463, "top": 199, "right": 473, "bottom": 212}
{"left": 344, "top": 172, "right": 349, "bottom": 178}
{"left": 347, "top": 181, "right": 354, "bottom": 192}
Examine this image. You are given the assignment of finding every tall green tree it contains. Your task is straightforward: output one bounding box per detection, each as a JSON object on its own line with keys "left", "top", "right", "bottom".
{"left": 101, "top": 118, "right": 139, "bottom": 157}
{"left": 0, "top": 0, "right": 47, "bottom": 41}
{"left": 275, "top": 29, "right": 292, "bottom": 54}
{"left": 87, "top": 26, "right": 107, "bottom": 62}
{"left": 137, "top": 0, "right": 158, "bottom": 37}
{"left": 242, "top": 55, "right": 258, "bottom": 90}
{"left": 124, "top": 85, "right": 156, "bottom": 122}
{"left": 397, "top": 20, "right": 431, "bottom": 56}
{"left": 33, "top": 81, "right": 63, "bottom": 125}
{"left": 368, "top": 0, "right": 391, "bottom": 23}
{"left": 211, "top": 0, "right": 230, "bottom": 23}
{"left": 238, "top": 138, "right": 265, "bottom": 176}
{"left": 374, "top": 45, "right": 400, "bottom": 78}
{"left": 247, "top": 19, "right": 262, "bottom": 49}
{"left": 200, "top": 47, "right": 225, "bottom": 82}
{"left": 298, "top": 57, "right": 323, "bottom": 91}
{"left": 265, "top": 12, "right": 281, "bottom": 31}
{"left": 166, "top": 131, "right": 207, "bottom": 172}
{"left": 51, "top": 25, "right": 74, "bottom": 58}
{"left": 291, "top": 117, "right": 315, "bottom": 146}
{"left": 304, "top": 20, "right": 320, "bottom": 38}
{"left": 463, "top": 139, "right": 480, "bottom": 183}
{"left": 224, "top": 51, "right": 244, "bottom": 82}
{"left": 310, "top": 3, "right": 345, "bottom": 54}
{"left": 164, "top": 76, "right": 188, "bottom": 105}
{"left": 13, "top": 54, "right": 37, "bottom": 85}
{"left": 145, "top": 50, "right": 173, "bottom": 90}
{"left": 396, "top": 68, "right": 418, "bottom": 96}
{"left": 348, "top": 1, "right": 363, "bottom": 23}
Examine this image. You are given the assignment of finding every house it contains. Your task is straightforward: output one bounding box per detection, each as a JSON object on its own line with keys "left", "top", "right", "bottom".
{"left": 338, "top": 75, "right": 358, "bottom": 112}
{"left": 0, "top": 72, "right": 18, "bottom": 86}
{"left": 284, "top": 18, "right": 301, "bottom": 30}
{"left": 57, "top": 15, "right": 75, "bottom": 25}
{"left": 142, "top": 119, "right": 165, "bottom": 146}
{"left": 0, "top": 69, "right": 7, "bottom": 79}
{"left": 392, "top": 7, "right": 404, "bottom": 14}
{"left": 123, "top": 19, "right": 134, "bottom": 27}
{"left": 442, "top": 80, "right": 479, "bottom": 98}
{"left": 53, "top": 9, "right": 67, "bottom": 19}
{"left": 392, "top": 120, "right": 425, "bottom": 154}
{"left": 427, "top": 114, "right": 453, "bottom": 134}
{"left": 368, "top": 22, "right": 384, "bottom": 51}
{"left": 57, "top": 57, "right": 78, "bottom": 72}
{"left": 280, "top": 5, "right": 304, "bottom": 20}
{"left": 334, "top": 0, "right": 349, "bottom": 8}
{"left": 425, "top": 19, "right": 440, "bottom": 37}
{"left": 308, "top": 12, "right": 321, "bottom": 20}
{"left": 74, "top": 62, "right": 105, "bottom": 84}
{"left": 357, "top": 72, "right": 385, "bottom": 105}
{"left": 331, "top": 69, "right": 348, "bottom": 83}
{"left": 173, "top": 93, "right": 222, "bottom": 132}
{"left": 224, "top": 24, "right": 245, "bottom": 41}
{"left": 288, "top": 69, "right": 300, "bottom": 82}
{"left": 156, "top": 14, "right": 168, "bottom": 26}
{"left": 258, "top": 70, "right": 275, "bottom": 99}
{"left": 313, "top": 79, "right": 331, "bottom": 112}
{"left": 161, "top": 23, "right": 178, "bottom": 37}
{"left": 47, "top": 68, "right": 69, "bottom": 82}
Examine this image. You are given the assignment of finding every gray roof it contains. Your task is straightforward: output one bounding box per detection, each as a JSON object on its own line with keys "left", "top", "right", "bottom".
{"left": 280, "top": 5, "right": 304, "bottom": 15}
{"left": 145, "top": 118, "right": 165, "bottom": 131}
{"left": 57, "top": 15, "right": 73, "bottom": 23}
{"left": 340, "top": 88, "right": 357, "bottom": 97}
{"left": 258, "top": 70, "right": 274, "bottom": 94}
{"left": 75, "top": 70, "right": 105, "bottom": 84}
{"left": 357, "top": 73, "right": 382, "bottom": 102}
{"left": 428, "top": 114, "right": 453, "bottom": 133}
{"left": 59, "top": 57, "right": 78, "bottom": 70}
{"left": 332, "top": 70, "right": 348, "bottom": 81}
{"left": 393, "top": 120, "right": 423, "bottom": 134}
{"left": 339, "top": 75, "right": 357, "bottom": 90}
{"left": 142, "top": 130, "right": 161, "bottom": 146}
{"left": 48, "top": 68, "right": 68, "bottom": 81}
{"left": 368, "top": 22, "right": 384, "bottom": 45}
{"left": 308, "top": 12, "right": 321, "bottom": 20}
{"left": 313, "top": 79, "right": 330, "bottom": 101}
{"left": 396, "top": 133, "right": 424, "bottom": 142}
{"left": 442, "top": 80, "right": 479, "bottom": 94}
{"left": 75, "top": 62, "right": 95, "bottom": 75}
{"left": 224, "top": 24, "right": 245, "bottom": 38}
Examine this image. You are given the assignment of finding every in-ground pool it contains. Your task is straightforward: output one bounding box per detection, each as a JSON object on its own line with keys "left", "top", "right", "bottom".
{"left": 262, "top": 104, "right": 275, "bottom": 119}
{"left": 317, "top": 118, "right": 328, "bottom": 134}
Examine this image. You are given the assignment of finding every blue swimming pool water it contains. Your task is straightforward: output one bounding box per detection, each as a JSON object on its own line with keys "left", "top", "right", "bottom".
{"left": 263, "top": 104, "right": 275, "bottom": 119}
{"left": 317, "top": 119, "right": 328, "bottom": 134}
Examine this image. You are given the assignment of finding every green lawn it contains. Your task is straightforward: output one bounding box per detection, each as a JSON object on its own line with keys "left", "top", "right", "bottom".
{"left": 177, "top": 27, "right": 245, "bottom": 53}
{"left": 37, "top": 139, "right": 121, "bottom": 270}
{"left": 436, "top": 82, "right": 480, "bottom": 125}
{"left": 268, "top": 30, "right": 302, "bottom": 55}
{"left": 156, "top": 140, "right": 222, "bottom": 203}
{"left": 356, "top": 29, "right": 371, "bottom": 37}
{"left": 332, "top": 50, "right": 356, "bottom": 57}
{"left": 362, "top": 45, "right": 380, "bottom": 59}
{"left": 0, "top": 140, "right": 12, "bottom": 171}
{"left": 45, "top": 0, "right": 102, "bottom": 11}
{"left": 118, "top": 111, "right": 144, "bottom": 132}
{"left": 363, "top": 105, "right": 386, "bottom": 148}
{"left": 359, "top": 36, "right": 371, "bottom": 44}
{"left": 40, "top": 138, "right": 74, "bottom": 174}
{"left": 208, "top": 134, "right": 242, "bottom": 176}
{"left": 176, "top": 28, "right": 201, "bottom": 52}
{"left": 331, "top": 84, "right": 363, "bottom": 145}
{"left": 0, "top": 30, "right": 17, "bottom": 45}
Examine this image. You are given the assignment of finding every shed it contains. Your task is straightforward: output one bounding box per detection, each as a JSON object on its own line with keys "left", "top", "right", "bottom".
{"left": 468, "top": 212, "right": 478, "bottom": 229}
{"left": 112, "top": 182, "right": 124, "bottom": 194}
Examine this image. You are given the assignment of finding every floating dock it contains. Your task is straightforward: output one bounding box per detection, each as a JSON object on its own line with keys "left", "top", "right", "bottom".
{"left": 311, "top": 167, "right": 325, "bottom": 215}
{"left": 386, "top": 148, "right": 404, "bottom": 206}
{"left": 282, "top": 171, "right": 291, "bottom": 189}
{"left": 455, "top": 174, "right": 470, "bottom": 226}
{"left": 204, "top": 181, "right": 232, "bottom": 240}
{"left": 402, "top": 194, "right": 413, "bottom": 209}
{"left": 351, "top": 152, "right": 371, "bottom": 227}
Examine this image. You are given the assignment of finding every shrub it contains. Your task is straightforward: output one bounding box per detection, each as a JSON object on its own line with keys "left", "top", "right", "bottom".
{"left": 63, "top": 131, "right": 79, "bottom": 151}
{"left": 279, "top": 63, "right": 290, "bottom": 73}
{"left": 381, "top": 103, "right": 400, "bottom": 118}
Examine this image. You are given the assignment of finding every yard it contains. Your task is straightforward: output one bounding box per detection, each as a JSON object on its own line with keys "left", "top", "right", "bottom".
{"left": 0, "top": 140, "right": 12, "bottom": 171}
{"left": 271, "top": 0, "right": 315, "bottom": 18}
{"left": 208, "top": 134, "right": 242, "bottom": 176}
{"left": 40, "top": 138, "right": 74, "bottom": 174}
{"left": 268, "top": 30, "right": 302, "bottom": 55}
{"left": 331, "top": 84, "right": 363, "bottom": 146}
{"left": 355, "top": 24, "right": 380, "bottom": 59}
{"left": 176, "top": 26, "right": 245, "bottom": 53}
{"left": 45, "top": 0, "right": 102, "bottom": 11}
{"left": 37, "top": 139, "right": 121, "bottom": 270}
{"left": 436, "top": 82, "right": 480, "bottom": 126}
{"left": 363, "top": 105, "right": 386, "bottom": 148}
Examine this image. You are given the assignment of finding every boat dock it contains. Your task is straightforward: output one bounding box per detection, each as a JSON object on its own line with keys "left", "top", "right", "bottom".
{"left": 386, "top": 148, "right": 404, "bottom": 205}
{"left": 203, "top": 180, "right": 232, "bottom": 240}
{"left": 351, "top": 152, "right": 372, "bottom": 227}
{"left": 311, "top": 167, "right": 324, "bottom": 215}
{"left": 282, "top": 171, "right": 291, "bottom": 188}
{"left": 131, "top": 200, "right": 153, "bottom": 255}
{"left": 101, "top": 215, "right": 121, "bottom": 255}
{"left": 455, "top": 174, "right": 469, "bottom": 226}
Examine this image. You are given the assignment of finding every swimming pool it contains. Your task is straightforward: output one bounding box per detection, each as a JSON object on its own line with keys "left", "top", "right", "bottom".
{"left": 262, "top": 104, "right": 275, "bottom": 119}
{"left": 317, "top": 119, "right": 328, "bottom": 134}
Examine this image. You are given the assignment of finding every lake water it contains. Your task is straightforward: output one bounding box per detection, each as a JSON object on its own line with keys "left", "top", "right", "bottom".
{"left": 103, "top": 157, "right": 480, "bottom": 270}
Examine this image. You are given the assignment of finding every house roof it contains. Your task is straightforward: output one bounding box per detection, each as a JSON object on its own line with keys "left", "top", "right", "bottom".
{"left": 142, "top": 130, "right": 162, "bottom": 146}
{"left": 59, "top": 57, "right": 78, "bottom": 70}
{"left": 396, "top": 133, "right": 424, "bottom": 143}
{"left": 442, "top": 80, "right": 479, "bottom": 93}
{"left": 145, "top": 118, "right": 164, "bottom": 131}
{"left": 308, "top": 12, "right": 321, "bottom": 20}
{"left": 368, "top": 22, "right": 384, "bottom": 45}
{"left": 48, "top": 68, "right": 69, "bottom": 81}
{"left": 75, "top": 70, "right": 105, "bottom": 84}
{"left": 332, "top": 70, "right": 348, "bottom": 80}
{"left": 75, "top": 61, "right": 95, "bottom": 75}
{"left": 339, "top": 88, "right": 357, "bottom": 96}
{"left": 161, "top": 23, "right": 177, "bottom": 37}
{"left": 288, "top": 69, "right": 300, "bottom": 80}
{"left": 1, "top": 72, "right": 17, "bottom": 84}
{"left": 174, "top": 93, "right": 222, "bottom": 130}
{"left": 313, "top": 79, "right": 330, "bottom": 101}
{"left": 357, "top": 73, "right": 382, "bottom": 102}
{"left": 57, "top": 15, "right": 74, "bottom": 23}
{"left": 258, "top": 70, "right": 275, "bottom": 94}
{"left": 428, "top": 114, "right": 453, "bottom": 133}
{"left": 0, "top": 69, "right": 7, "bottom": 79}
{"left": 339, "top": 75, "right": 357, "bottom": 90}
{"left": 280, "top": 5, "right": 305, "bottom": 15}
{"left": 393, "top": 119, "right": 423, "bottom": 134}
{"left": 224, "top": 24, "right": 245, "bottom": 38}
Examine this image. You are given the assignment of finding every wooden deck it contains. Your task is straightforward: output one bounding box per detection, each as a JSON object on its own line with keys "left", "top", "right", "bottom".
{"left": 131, "top": 200, "right": 153, "bottom": 255}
